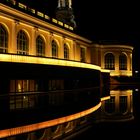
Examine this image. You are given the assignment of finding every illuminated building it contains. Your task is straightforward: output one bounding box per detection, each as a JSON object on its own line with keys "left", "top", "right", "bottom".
{"left": 0, "top": 0, "right": 133, "bottom": 139}
{"left": 92, "top": 44, "right": 133, "bottom": 84}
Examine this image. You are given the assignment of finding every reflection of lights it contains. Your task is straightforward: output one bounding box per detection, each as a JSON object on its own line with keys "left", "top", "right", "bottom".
{"left": 110, "top": 71, "right": 132, "bottom": 76}
{"left": 135, "top": 71, "right": 139, "bottom": 74}
{"left": 110, "top": 90, "right": 133, "bottom": 96}
{"left": 135, "top": 89, "right": 139, "bottom": 92}
{"left": 0, "top": 102, "right": 101, "bottom": 138}
{"left": 101, "top": 96, "right": 110, "bottom": 101}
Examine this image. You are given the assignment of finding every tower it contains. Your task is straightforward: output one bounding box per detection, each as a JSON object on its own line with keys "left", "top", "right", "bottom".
{"left": 56, "top": 0, "right": 76, "bottom": 28}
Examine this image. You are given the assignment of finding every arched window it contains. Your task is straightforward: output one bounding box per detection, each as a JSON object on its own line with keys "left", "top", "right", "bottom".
{"left": 119, "top": 53, "right": 127, "bottom": 70}
{"left": 64, "top": 43, "right": 69, "bottom": 59}
{"left": 36, "top": 35, "right": 45, "bottom": 57}
{"left": 17, "top": 30, "right": 28, "bottom": 55}
{"left": 52, "top": 40, "right": 58, "bottom": 58}
{"left": 0, "top": 24, "right": 8, "bottom": 53}
{"left": 105, "top": 53, "right": 115, "bottom": 70}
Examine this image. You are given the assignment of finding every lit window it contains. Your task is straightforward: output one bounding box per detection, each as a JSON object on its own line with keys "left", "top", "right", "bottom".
{"left": 52, "top": 40, "right": 58, "bottom": 58}
{"left": 17, "top": 30, "right": 28, "bottom": 55}
{"left": 0, "top": 24, "right": 8, "bottom": 53}
{"left": 36, "top": 35, "right": 45, "bottom": 57}
{"left": 9, "top": 80, "right": 36, "bottom": 110}
{"left": 105, "top": 53, "right": 115, "bottom": 70}
{"left": 64, "top": 43, "right": 69, "bottom": 59}
{"left": 119, "top": 53, "right": 127, "bottom": 70}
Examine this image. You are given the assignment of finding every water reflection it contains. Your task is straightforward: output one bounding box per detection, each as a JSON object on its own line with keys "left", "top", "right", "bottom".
{"left": 100, "top": 88, "right": 134, "bottom": 122}
{"left": 72, "top": 85, "right": 140, "bottom": 140}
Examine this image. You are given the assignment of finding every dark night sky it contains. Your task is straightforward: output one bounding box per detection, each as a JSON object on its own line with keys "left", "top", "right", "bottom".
{"left": 16, "top": 0, "right": 140, "bottom": 71}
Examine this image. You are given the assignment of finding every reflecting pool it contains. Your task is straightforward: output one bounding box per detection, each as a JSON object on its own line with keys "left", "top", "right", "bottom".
{"left": 72, "top": 84, "right": 140, "bottom": 139}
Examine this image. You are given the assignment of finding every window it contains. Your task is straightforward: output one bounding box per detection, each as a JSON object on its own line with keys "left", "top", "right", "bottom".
{"left": 64, "top": 43, "right": 69, "bottom": 59}
{"left": 119, "top": 53, "right": 127, "bottom": 70}
{"left": 0, "top": 24, "right": 8, "bottom": 53}
{"left": 36, "top": 35, "right": 45, "bottom": 57}
{"left": 52, "top": 40, "right": 58, "bottom": 58}
{"left": 80, "top": 47, "right": 86, "bottom": 62}
{"left": 10, "top": 80, "right": 37, "bottom": 110}
{"left": 17, "top": 30, "right": 28, "bottom": 55}
{"left": 105, "top": 53, "right": 115, "bottom": 70}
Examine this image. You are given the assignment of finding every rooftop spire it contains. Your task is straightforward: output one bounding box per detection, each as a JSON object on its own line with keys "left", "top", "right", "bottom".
{"left": 56, "top": 0, "right": 76, "bottom": 29}
{"left": 58, "top": 0, "right": 72, "bottom": 8}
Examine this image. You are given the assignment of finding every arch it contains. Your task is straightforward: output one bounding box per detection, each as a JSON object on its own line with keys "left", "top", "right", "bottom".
{"left": 51, "top": 39, "right": 58, "bottom": 58}
{"left": 104, "top": 53, "right": 115, "bottom": 70}
{"left": 17, "top": 30, "right": 29, "bottom": 55}
{"left": 36, "top": 35, "right": 45, "bottom": 57}
{"left": 0, "top": 23, "right": 8, "bottom": 53}
{"left": 119, "top": 53, "right": 127, "bottom": 70}
{"left": 64, "top": 43, "right": 69, "bottom": 59}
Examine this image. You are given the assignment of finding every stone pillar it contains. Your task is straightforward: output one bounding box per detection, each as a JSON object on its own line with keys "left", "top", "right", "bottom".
{"left": 115, "top": 52, "right": 119, "bottom": 72}
{"left": 29, "top": 27, "right": 37, "bottom": 56}
{"left": 72, "top": 40, "right": 76, "bottom": 61}
{"left": 59, "top": 36, "right": 64, "bottom": 59}
{"left": 47, "top": 32, "right": 53, "bottom": 57}
{"left": 45, "top": 33, "right": 51, "bottom": 57}
{"left": 9, "top": 20, "right": 18, "bottom": 54}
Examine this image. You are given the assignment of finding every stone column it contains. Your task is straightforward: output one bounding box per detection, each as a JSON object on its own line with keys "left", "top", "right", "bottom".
{"left": 9, "top": 20, "right": 19, "bottom": 54}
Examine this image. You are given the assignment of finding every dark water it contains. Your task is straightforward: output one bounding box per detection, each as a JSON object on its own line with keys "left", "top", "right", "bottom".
{"left": 72, "top": 85, "right": 140, "bottom": 139}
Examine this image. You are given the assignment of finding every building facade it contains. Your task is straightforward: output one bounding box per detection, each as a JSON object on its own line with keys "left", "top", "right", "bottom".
{"left": 0, "top": 0, "right": 133, "bottom": 139}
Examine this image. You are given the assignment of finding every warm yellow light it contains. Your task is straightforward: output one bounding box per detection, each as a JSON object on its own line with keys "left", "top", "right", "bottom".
{"left": 37, "top": 11, "right": 44, "bottom": 18}
{"left": 101, "top": 96, "right": 110, "bottom": 101}
{"left": 58, "top": 21, "right": 63, "bottom": 26}
{"left": 110, "top": 90, "right": 132, "bottom": 96}
{"left": 52, "top": 18, "right": 58, "bottom": 24}
{"left": 101, "top": 69, "right": 110, "bottom": 73}
{"left": 0, "top": 4, "right": 91, "bottom": 42}
{"left": 0, "top": 54, "right": 103, "bottom": 71}
{"left": 18, "top": 3, "right": 27, "bottom": 9}
{"left": 110, "top": 71, "right": 132, "bottom": 76}
{"left": 0, "top": 15, "right": 13, "bottom": 21}
{"left": 0, "top": 102, "right": 101, "bottom": 138}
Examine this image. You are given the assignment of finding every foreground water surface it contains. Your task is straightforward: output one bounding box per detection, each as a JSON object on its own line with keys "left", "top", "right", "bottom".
{"left": 72, "top": 84, "right": 140, "bottom": 139}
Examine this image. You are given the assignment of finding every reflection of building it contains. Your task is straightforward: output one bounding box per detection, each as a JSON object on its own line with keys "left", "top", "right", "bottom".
{"left": 99, "top": 89, "right": 134, "bottom": 122}
{"left": 0, "top": 0, "right": 133, "bottom": 139}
